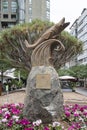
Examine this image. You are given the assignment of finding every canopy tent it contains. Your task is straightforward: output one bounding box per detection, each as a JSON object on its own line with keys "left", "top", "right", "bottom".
{"left": 59, "top": 76, "right": 77, "bottom": 91}
{"left": 0, "top": 74, "right": 17, "bottom": 82}
{"left": 0, "top": 68, "right": 17, "bottom": 81}
{"left": 59, "top": 75, "right": 77, "bottom": 81}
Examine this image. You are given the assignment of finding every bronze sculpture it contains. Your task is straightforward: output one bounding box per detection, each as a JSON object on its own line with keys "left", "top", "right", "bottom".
{"left": 23, "top": 18, "right": 70, "bottom": 123}
{"left": 24, "top": 17, "right": 70, "bottom": 66}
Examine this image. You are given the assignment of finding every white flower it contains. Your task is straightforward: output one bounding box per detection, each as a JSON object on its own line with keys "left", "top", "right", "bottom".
{"left": 69, "top": 105, "right": 73, "bottom": 108}
{"left": 33, "top": 121, "right": 36, "bottom": 126}
{"left": 14, "top": 103, "right": 20, "bottom": 107}
{"left": 62, "top": 126, "right": 64, "bottom": 129}
{"left": 2, "top": 108, "right": 8, "bottom": 112}
{"left": 84, "top": 110, "right": 87, "bottom": 112}
{"left": 81, "top": 125, "right": 87, "bottom": 128}
{"left": 4, "top": 111, "right": 10, "bottom": 115}
{"left": 15, "top": 118, "right": 19, "bottom": 122}
{"left": 12, "top": 115, "right": 19, "bottom": 120}
{"left": 33, "top": 119, "right": 42, "bottom": 126}
{"left": 2, "top": 118, "right": 8, "bottom": 122}
{"left": 52, "top": 121, "right": 61, "bottom": 127}
{"left": 79, "top": 117, "right": 84, "bottom": 121}
{"left": 74, "top": 110, "right": 79, "bottom": 114}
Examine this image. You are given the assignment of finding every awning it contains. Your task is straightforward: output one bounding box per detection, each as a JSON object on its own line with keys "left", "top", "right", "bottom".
{"left": 59, "top": 75, "right": 76, "bottom": 81}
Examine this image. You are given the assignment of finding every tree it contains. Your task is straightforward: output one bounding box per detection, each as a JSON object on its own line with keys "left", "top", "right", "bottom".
{"left": 0, "top": 19, "right": 82, "bottom": 72}
{"left": 69, "top": 65, "right": 87, "bottom": 79}
{"left": 58, "top": 65, "right": 87, "bottom": 78}
{"left": 58, "top": 65, "right": 87, "bottom": 87}
{"left": 0, "top": 42, "right": 13, "bottom": 84}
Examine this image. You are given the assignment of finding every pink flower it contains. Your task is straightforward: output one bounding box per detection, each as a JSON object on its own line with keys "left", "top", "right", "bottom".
{"left": 83, "top": 110, "right": 87, "bottom": 116}
{"left": 7, "top": 119, "right": 13, "bottom": 127}
{"left": 11, "top": 108, "right": 20, "bottom": 115}
{"left": 74, "top": 111, "right": 79, "bottom": 117}
{"left": 65, "top": 110, "right": 71, "bottom": 117}
{"left": 19, "top": 118, "right": 31, "bottom": 126}
{"left": 4, "top": 113, "right": 11, "bottom": 119}
{"left": 68, "top": 126, "right": 74, "bottom": 130}
{"left": 0, "top": 110, "right": 2, "bottom": 114}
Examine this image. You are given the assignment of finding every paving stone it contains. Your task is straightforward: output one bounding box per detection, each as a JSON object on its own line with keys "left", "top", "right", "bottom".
{"left": 0, "top": 91, "right": 87, "bottom": 106}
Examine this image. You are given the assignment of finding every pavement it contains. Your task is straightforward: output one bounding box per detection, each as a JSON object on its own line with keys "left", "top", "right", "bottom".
{"left": 0, "top": 87, "right": 87, "bottom": 106}
{"left": 62, "top": 87, "right": 87, "bottom": 104}
{"left": 62, "top": 87, "right": 87, "bottom": 97}
{"left": 75, "top": 87, "right": 87, "bottom": 96}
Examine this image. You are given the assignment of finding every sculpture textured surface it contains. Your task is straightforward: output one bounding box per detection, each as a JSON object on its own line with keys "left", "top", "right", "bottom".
{"left": 23, "top": 18, "right": 70, "bottom": 123}
{"left": 25, "top": 17, "right": 70, "bottom": 67}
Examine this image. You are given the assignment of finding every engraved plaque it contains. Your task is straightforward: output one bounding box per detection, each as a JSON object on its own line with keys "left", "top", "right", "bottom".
{"left": 36, "top": 74, "right": 51, "bottom": 89}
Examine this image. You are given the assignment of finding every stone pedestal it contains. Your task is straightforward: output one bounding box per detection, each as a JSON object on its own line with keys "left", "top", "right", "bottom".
{"left": 23, "top": 66, "right": 64, "bottom": 124}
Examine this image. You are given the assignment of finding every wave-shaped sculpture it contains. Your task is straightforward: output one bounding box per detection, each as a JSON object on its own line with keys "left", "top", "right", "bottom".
{"left": 24, "top": 17, "right": 70, "bottom": 67}
{"left": 31, "top": 39, "right": 65, "bottom": 66}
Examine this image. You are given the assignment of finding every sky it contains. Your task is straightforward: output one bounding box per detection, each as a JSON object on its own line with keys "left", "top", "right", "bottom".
{"left": 50, "top": 0, "right": 87, "bottom": 31}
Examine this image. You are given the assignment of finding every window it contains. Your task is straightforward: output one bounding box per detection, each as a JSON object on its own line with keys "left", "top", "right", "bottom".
{"left": 11, "top": 14, "right": 16, "bottom": 19}
{"left": 46, "top": 11, "right": 50, "bottom": 19}
{"left": 84, "top": 57, "right": 87, "bottom": 62}
{"left": 78, "top": 59, "right": 83, "bottom": 64}
{"left": 79, "top": 20, "right": 83, "bottom": 26}
{"left": 2, "top": 22, "right": 8, "bottom": 28}
{"left": 29, "top": 0, "right": 32, "bottom": 4}
{"left": 29, "top": 7, "right": 32, "bottom": 15}
{"left": 78, "top": 28, "right": 83, "bottom": 34}
{"left": 19, "top": 9, "right": 25, "bottom": 22}
{"left": 3, "top": 14, "right": 8, "bottom": 18}
{"left": 2, "top": 0, "right": 8, "bottom": 12}
{"left": 29, "top": 18, "right": 32, "bottom": 22}
{"left": 46, "top": 0, "right": 50, "bottom": 9}
{"left": 11, "top": 1, "right": 17, "bottom": 13}
{"left": 8, "top": 23, "right": 15, "bottom": 28}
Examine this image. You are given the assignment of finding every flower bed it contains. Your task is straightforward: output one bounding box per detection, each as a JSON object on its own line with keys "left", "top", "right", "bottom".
{"left": 0, "top": 103, "right": 87, "bottom": 130}
{"left": 63, "top": 104, "right": 87, "bottom": 129}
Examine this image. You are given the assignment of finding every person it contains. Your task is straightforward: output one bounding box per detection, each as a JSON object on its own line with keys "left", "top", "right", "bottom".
{"left": 0, "top": 81, "right": 2, "bottom": 96}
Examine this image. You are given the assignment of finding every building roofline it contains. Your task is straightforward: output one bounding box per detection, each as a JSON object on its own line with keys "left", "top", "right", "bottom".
{"left": 70, "top": 19, "right": 78, "bottom": 29}
{"left": 70, "top": 8, "right": 87, "bottom": 30}
{"left": 81, "top": 8, "right": 87, "bottom": 15}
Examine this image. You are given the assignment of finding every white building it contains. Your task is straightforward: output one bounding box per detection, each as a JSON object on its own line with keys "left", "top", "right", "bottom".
{"left": 68, "top": 8, "right": 87, "bottom": 67}
{"left": 77, "top": 8, "right": 87, "bottom": 65}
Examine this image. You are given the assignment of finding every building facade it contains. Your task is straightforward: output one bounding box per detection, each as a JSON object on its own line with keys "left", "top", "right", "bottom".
{"left": 18, "top": 0, "right": 25, "bottom": 23}
{"left": 0, "top": 0, "right": 18, "bottom": 30}
{"left": 0, "top": 0, "right": 50, "bottom": 79}
{"left": 68, "top": 8, "right": 87, "bottom": 67}
{"left": 0, "top": 0, "right": 50, "bottom": 30}
{"left": 77, "top": 8, "right": 87, "bottom": 65}
{"left": 25, "top": 0, "right": 50, "bottom": 22}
